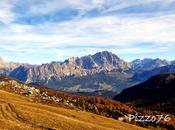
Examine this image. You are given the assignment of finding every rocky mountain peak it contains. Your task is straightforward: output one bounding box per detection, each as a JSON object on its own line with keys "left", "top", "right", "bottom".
{"left": 131, "top": 58, "right": 170, "bottom": 72}
{"left": 58, "top": 51, "right": 130, "bottom": 71}
{"left": 87, "top": 51, "right": 126, "bottom": 68}
{"left": 63, "top": 57, "right": 78, "bottom": 65}
{"left": 93, "top": 51, "right": 116, "bottom": 59}
{"left": 92, "top": 51, "right": 118, "bottom": 65}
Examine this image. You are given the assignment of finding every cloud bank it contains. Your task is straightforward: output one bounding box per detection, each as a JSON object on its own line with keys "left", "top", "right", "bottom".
{"left": 0, "top": 0, "right": 175, "bottom": 64}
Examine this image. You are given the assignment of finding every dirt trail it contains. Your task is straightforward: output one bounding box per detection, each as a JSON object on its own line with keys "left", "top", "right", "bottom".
{"left": 0, "top": 102, "right": 25, "bottom": 121}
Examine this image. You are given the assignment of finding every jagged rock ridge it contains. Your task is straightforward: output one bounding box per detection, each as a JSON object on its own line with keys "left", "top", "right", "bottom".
{"left": 9, "top": 51, "right": 133, "bottom": 97}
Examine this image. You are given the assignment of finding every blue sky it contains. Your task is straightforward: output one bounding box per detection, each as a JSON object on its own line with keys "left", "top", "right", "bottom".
{"left": 0, "top": 0, "right": 175, "bottom": 64}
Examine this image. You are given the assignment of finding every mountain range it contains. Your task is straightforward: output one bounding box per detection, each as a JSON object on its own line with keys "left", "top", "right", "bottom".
{"left": 1, "top": 51, "right": 175, "bottom": 97}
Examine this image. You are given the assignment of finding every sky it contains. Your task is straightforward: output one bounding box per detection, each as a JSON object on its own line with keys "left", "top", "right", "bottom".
{"left": 0, "top": 0, "right": 175, "bottom": 64}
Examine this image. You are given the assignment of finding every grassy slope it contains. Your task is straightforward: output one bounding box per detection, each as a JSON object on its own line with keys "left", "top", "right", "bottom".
{"left": 0, "top": 90, "right": 148, "bottom": 130}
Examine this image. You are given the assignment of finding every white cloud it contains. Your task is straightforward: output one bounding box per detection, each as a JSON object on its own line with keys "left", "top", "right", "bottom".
{"left": 2, "top": 14, "right": 175, "bottom": 45}
{"left": 27, "top": 0, "right": 107, "bottom": 15}
{"left": 0, "top": 0, "right": 16, "bottom": 23}
{"left": 0, "top": 0, "right": 175, "bottom": 63}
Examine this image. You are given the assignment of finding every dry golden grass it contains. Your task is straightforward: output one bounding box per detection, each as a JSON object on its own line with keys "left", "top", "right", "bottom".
{"left": 0, "top": 90, "right": 148, "bottom": 130}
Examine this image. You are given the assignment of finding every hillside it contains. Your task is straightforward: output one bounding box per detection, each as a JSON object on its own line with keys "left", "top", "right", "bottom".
{"left": 0, "top": 90, "right": 149, "bottom": 130}
{"left": 113, "top": 73, "right": 175, "bottom": 130}
{"left": 0, "top": 75, "right": 136, "bottom": 120}
{"left": 0, "top": 78, "right": 147, "bottom": 130}
{"left": 114, "top": 73, "right": 175, "bottom": 113}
